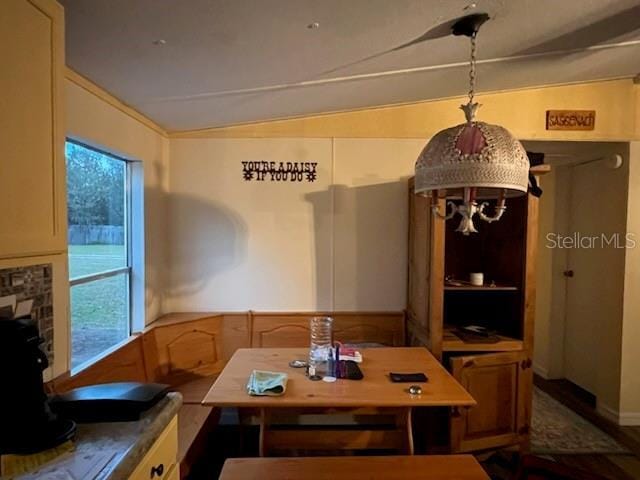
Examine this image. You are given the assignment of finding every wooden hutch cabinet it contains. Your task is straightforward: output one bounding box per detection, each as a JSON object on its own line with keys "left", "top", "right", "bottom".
{"left": 407, "top": 175, "right": 541, "bottom": 453}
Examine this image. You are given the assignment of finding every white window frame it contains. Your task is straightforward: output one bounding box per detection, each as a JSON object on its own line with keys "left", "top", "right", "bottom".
{"left": 66, "top": 139, "right": 144, "bottom": 372}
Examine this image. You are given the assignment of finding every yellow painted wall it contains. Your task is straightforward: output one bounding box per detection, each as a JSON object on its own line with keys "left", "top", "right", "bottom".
{"left": 171, "top": 79, "right": 639, "bottom": 142}
{"left": 65, "top": 74, "right": 170, "bottom": 325}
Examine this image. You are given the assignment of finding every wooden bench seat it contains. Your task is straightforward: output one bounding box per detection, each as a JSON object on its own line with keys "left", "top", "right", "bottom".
{"left": 169, "top": 375, "right": 220, "bottom": 477}
{"left": 177, "top": 404, "right": 219, "bottom": 478}
{"left": 169, "top": 375, "right": 219, "bottom": 476}
{"left": 219, "top": 455, "right": 490, "bottom": 479}
{"left": 171, "top": 375, "right": 218, "bottom": 404}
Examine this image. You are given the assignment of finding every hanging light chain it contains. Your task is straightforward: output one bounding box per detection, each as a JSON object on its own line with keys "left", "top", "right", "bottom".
{"left": 468, "top": 31, "right": 477, "bottom": 108}
{"left": 461, "top": 29, "right": 479, "bottom": 123}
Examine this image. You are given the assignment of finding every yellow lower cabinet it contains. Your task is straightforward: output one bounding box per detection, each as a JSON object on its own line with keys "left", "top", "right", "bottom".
{"left": 129, "top": 416, "right": 178, "bottom": 480}
{"left": 165, "top": 463, "right": 180, "bottom": 480}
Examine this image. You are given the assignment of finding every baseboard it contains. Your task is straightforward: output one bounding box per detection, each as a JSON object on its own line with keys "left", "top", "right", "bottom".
{"left": 596, "top": 401, "right": 620, "bottom": 424}
{"left": 618, "top": 412, "right": 640, "bottom": 426}
{"left": 533, "top": 362, "right": 549, "bottom": 379}
{"left": 596, "top": 401, "right": 640, "bottom": 426}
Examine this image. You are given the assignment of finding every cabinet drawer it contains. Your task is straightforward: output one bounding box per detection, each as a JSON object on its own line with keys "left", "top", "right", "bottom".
{"left": 129, "top": 416, "right": 178, "bottom": 480}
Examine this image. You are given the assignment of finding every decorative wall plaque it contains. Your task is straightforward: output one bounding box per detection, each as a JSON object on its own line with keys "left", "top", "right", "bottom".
{"left": 242, "top": 161, "right": 318, "bottom": 182}
{"left": 546, "top": 110, "right": 595, "bottom": 131}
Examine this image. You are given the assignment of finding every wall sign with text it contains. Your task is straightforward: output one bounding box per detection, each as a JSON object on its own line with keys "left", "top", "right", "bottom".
{"left": 546, "top": 110, "right": 596, "bottom": 131}
{"left": 242, "top": 161, "right": 318, "bottom": 182}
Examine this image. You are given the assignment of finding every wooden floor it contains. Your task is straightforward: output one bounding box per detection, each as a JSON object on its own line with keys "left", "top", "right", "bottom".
{"left": 532, "top": 375, "right": 640, "bottom": 480}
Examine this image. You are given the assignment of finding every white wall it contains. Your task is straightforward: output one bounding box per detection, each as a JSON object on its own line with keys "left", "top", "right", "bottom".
{"left": 65, "top": 79, "right": 170, "bottom": 325}
{"left": 166, "top": 137, "right": 423, "bottom": 312}
{"left": 167, "top": 138, "right": 332, "bottom": 311}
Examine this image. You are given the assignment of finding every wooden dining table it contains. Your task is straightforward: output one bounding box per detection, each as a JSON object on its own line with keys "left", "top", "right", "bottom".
{"left": 203, "top": 347, "right": 475, "bottom": 455}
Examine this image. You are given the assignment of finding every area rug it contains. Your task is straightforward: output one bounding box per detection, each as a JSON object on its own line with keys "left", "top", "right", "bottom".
{"left": 531, "top": 387, "right": 629, "bottom": 454}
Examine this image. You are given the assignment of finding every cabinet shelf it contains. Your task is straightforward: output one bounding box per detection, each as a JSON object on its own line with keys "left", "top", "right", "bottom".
{"left": 442, "top": 327, "right": 523, "bottom": 352}
{"left": 444, "top": 284, "right": 518, "bottom": 292}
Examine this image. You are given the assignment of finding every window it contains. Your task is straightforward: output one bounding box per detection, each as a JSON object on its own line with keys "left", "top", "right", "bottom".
{"left": 66, "top": 141, "right": 131, "bottom": 369}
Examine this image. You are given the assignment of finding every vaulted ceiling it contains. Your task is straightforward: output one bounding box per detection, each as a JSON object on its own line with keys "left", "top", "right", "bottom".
{"left": 61, "top": 0, "right": 640, "bottom": 131}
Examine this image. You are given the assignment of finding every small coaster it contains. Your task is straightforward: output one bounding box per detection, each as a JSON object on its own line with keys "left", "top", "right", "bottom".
{"left": 322, "top": 376, "right": 337, "bottom": 383}
{"left": 308, "top": 375, "right": 322, "bottom": 381}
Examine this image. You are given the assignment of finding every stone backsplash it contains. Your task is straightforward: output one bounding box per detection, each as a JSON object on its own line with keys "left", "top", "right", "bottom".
{"left": 0, "top": 263, "right": 54, "bottom": 363}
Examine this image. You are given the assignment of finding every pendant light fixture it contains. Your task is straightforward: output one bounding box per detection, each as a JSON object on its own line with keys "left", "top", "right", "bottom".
{"left": 414, "top": 14, "right": 530, "bottom": 235}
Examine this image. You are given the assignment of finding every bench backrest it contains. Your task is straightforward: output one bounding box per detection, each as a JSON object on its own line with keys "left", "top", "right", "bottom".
{"left": 51, "top": 311, "right": 405, "bottom": 391}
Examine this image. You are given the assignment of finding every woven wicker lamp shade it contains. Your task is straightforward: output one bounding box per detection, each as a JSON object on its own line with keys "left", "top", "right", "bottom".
{"left": 413, "top": 13, "right": 530, "bottom": 234}
{"left": 414, "top": 121, "right": 530, "bottom": 197}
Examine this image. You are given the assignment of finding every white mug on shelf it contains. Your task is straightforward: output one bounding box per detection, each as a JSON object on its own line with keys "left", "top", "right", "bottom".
{"left": 470, "top": 272, "right": 484, "bottom": 287}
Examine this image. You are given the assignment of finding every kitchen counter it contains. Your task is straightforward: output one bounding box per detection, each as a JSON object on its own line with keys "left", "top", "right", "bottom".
{"left": 15, "top": 392, "right": 182, "bottom": 480}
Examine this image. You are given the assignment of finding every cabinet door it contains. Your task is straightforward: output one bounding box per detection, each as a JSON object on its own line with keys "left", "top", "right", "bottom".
{"left": 450, "top": 351, "right": 531, "bottom": 452}
{"left": 165, "top": 464, "right": 180, "bottom": 480}
{"left": 407, "top": 179, "right": 445, "bottom": 358}
{"left": 128, "top": 416, "right": 178, "bottom": 480}
{"left": 0, "top": 0, "right": 66, "bottom": 258}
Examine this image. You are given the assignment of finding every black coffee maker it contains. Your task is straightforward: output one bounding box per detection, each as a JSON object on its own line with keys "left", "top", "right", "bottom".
{"left": 0, "top": 317, "right": 76, "bottom": 454}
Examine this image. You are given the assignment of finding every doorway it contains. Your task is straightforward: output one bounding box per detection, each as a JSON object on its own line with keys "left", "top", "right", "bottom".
{"left": 523, "top": 140, "right": 628, "bottom": 406}
{"left": 564, "top": 161, "right": 612, "bottom": 394}
{"left": 562, "top": 154, "right": 627, "bottom": 399}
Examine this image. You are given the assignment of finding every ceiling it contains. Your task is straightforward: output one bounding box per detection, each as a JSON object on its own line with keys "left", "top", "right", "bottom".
{"left": 61, "top": 0, "right": 640, "bottom": 131}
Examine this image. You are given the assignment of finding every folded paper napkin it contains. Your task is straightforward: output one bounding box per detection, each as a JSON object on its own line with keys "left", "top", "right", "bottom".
{"left": 246, "top": 370, "right": 288, "bottom": 396}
